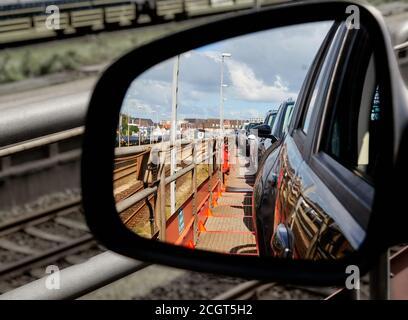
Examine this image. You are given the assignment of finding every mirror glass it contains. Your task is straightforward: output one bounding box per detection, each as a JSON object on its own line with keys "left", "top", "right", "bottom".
{"left": 113, "top": 20, "right": 378, "bottom": 260}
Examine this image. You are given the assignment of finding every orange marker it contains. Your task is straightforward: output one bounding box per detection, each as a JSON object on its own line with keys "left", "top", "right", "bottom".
{"left": 207, "top": 208, "right": 213, "bottom": 217}
{"left": 186, "top": 240, "right": 195, "bottom": 249}
{"left": 198, "top": 221, "right": 207, "bottom": 232}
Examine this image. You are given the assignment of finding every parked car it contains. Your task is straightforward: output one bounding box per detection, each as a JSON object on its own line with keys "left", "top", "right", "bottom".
{"left": 245, "top": 122, "right": 262, "bottom": 156}
{"left": 264, "top": 109, "right": 278, "bottom": 129}
{"left": 254, "top": 20, "right": 384, "bottom": 259}
{"left": 251, "top": 99, "right": 295, "bottom": 167}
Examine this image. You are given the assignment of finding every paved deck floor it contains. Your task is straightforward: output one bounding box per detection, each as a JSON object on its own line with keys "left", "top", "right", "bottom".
{"left": 196, "top": 152, "right": 258, "bottom": 256}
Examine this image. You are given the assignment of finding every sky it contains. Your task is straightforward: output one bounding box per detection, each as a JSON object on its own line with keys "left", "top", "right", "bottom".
{"left": 121, "top": 20, "right": 334, "bottom": 122}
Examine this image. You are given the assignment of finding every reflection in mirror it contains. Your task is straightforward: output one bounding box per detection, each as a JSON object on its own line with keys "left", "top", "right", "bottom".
{"left": 113, "top": 20, "right": 377, "bottom": 260}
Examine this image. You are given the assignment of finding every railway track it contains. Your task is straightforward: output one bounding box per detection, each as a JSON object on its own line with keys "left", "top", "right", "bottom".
{"left": 210, "top": 245, "right": 408, "bottom": 300}
{"left": 5, "top": 139, "right": 406, "bottom": 299}
{"left": 0, "top": 142, "right": 198, "bottom": 292}
{"left": 115, "top": 142, "right": 206, "bottom": 234}
{"left": 0, "top": 197, "right": 103, "bottom": 293}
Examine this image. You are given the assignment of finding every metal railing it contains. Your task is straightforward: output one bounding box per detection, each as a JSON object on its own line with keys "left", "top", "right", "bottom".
{"left": 0, "top": 136, "right": 227, "bottom": 300}
{"left": 0, "top": 97, "right": 87, "bottom": 147}
{"left": 0, "top": 251, "right": 149, "bottom": 300}
{"left": 0, "top": 127, "right": 84, "bottom": 158}
{"left": 115, "top": 136, "right": 224, "bottom": 242}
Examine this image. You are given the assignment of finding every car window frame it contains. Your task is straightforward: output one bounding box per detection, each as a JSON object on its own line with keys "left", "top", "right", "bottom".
{"left": 307, "top": 26, "right": 377, "bottom": 229}
{"left": 291, "top": 22, "right": 346, "bottom": 159}
{"left": 272, "top": 101, "right": 295, "bottom": 139}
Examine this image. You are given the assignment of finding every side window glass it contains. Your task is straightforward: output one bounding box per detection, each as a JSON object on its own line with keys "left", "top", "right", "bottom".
{"left": 264, "top": 115, "right": 270, "bottom": 125}
{"left": 302, "top": 71, "right": 324, "bottom": 134}
{"left": 301, "top": 28, "right": 340, "bottom": 134}
{"left": 282, "top": 104, "right": 294, "bottom": 135}
{"left": 323, "top": 53, "right": 379, "bottom": 182}
{"left": 268, "top": 114, "right": 276, "bottom": 127}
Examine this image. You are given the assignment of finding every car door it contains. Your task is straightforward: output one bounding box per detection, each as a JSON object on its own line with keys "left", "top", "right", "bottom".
{"left": 254, "top": 21, "right": 343, "bottom": 257}
{"left": 273, "top": 23, "right": 380, "bottom": 260}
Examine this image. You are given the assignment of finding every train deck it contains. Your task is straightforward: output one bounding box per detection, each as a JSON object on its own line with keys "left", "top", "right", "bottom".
{"left": 196, "top": 152, "right": 258, "bottom": 256}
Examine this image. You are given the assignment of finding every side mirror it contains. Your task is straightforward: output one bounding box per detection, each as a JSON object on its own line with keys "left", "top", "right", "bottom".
{"left": 82, "top": 1, "right": 408, "bottom": 285}
{"left": 254, "top": 124, "right": 272, "bottom": 138}
{"left": 271, "top": 224, "right": 294, "bottom": 259}
{"left": 253, "top": 124, "right": 278, "bottom": 144}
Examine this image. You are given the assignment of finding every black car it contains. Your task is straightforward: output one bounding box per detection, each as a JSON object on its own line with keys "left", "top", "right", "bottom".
{"left": 245, "top": 122, "right": 262, "bottom": 156}
{"left": 264, "top": 109, "right": 278, "bottom": 129}
{"left": 254, "top": 20, "right": 384, "bottom": 259}
{"left": 255, "top": 99, "right": 295, "bottom": 164}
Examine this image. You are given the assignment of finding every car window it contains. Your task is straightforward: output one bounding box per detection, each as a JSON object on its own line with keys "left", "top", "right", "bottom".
{"left": 268, "top": 113, "right": 277, "bottom": 127}
{"left": 323, "top": 52, "right": 379, "bottom": 182}
{"left": 301, "top": 27, "right": 341, "bottom": 134}
{"left": 282, "top": 104, "right": 294, "bottom": 135}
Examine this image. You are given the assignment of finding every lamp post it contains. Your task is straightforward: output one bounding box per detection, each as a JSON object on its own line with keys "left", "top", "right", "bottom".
{"left": 170, "top": 55, "right": 180, "bottom": 216}
{"left": 150, "top": 110, "right": 159, "bottom": 144}
{"left": 139, "top": 116, "right": 141, "bottom": 146}
{"left": 219, "top": 53, "right": 231, "bottom": 135}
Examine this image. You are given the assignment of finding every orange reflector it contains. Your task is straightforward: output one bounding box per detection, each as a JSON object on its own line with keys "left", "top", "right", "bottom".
{"left": 207, "top": 208, "right": 213, "bottom": 217}
{"left": 186, "top": 240, "right": 195, "bottom": 249}
{"left": 198, "top": 221, "right": 207, "bottom": 232}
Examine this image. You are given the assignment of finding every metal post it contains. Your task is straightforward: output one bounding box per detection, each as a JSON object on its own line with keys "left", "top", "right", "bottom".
{"left": 118, "top": 113, "right": 122, "bottom": 147}
{"left": 369, "top": 250, "right": 390, "bottom": 300}
{"left": 220, "top": 56, "right": 225, "bottom": 133}
{"left": 208, "top": 139, "right": 214, "bottom": 208}
{"left": 192, "top": 142, "right": 198, "bottom": 243}
{"left": 127, "top": 115, "right": 130, "bottom": 146}
{"left": 218, "top": 137, "right": 223, "bottom": 190}
{"left": 139, "top": 117, "right": 141, "bottom": 146}
{"left": 219, "top": 53, "right": 231, "bottom": 134}
{"left": 170, "top": 55, "right": 180, "bottom": 216}
{"left": 158, "top": 150, "right": 167, "bottom": 242}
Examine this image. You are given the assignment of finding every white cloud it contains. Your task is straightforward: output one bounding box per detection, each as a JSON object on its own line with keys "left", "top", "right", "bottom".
{"left": 227, "top": 59, "right": 297, "bottom": 103}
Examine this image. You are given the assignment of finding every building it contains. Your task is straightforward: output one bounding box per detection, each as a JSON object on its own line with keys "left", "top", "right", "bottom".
{"left": 248, "top": 117, "right": 264, "bottom": 124}
{"left": 183, "top": 118, "right": 247, "bottom": 130}
{"left": 128, "top": 117, "right": 154, "bottom": 127}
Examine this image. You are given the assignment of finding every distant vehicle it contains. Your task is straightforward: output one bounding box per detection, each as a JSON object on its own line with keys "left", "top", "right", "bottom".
{"left": 257, "top": 99, "right": 295, "bottom": 162}
{"left": 244, "top": 122, "right": 262, "bottom": 156}
{"left": 248, "top": 109, "right": 278, "bottom": 162}
{"left": 246, "top": 122, "right": 262, "bottom": 135}
{"left": 237, "top": 122, "right": 249, "bottom": 150}
{"left": 264, "top": 109, "right": 278, "bottom": 128}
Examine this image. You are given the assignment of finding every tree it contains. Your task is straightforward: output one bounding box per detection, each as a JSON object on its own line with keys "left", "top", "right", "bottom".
{"left": 120, "top": 114, "right": 139, "bottom": 137}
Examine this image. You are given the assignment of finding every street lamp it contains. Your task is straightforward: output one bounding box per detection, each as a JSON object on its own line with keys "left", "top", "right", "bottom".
{"left": 220, "top": 53, "right": 231, "bottom": 134}
{"left": 150, "top": 110, "right": 159, "bottom": 144}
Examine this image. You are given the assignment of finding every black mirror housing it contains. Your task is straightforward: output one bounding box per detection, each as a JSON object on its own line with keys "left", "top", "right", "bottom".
{"left": 81, "top": 0, "right": 408, "bottom": 285}
{"left": 254, "top": 124, "right": 271, "bottom": 137}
